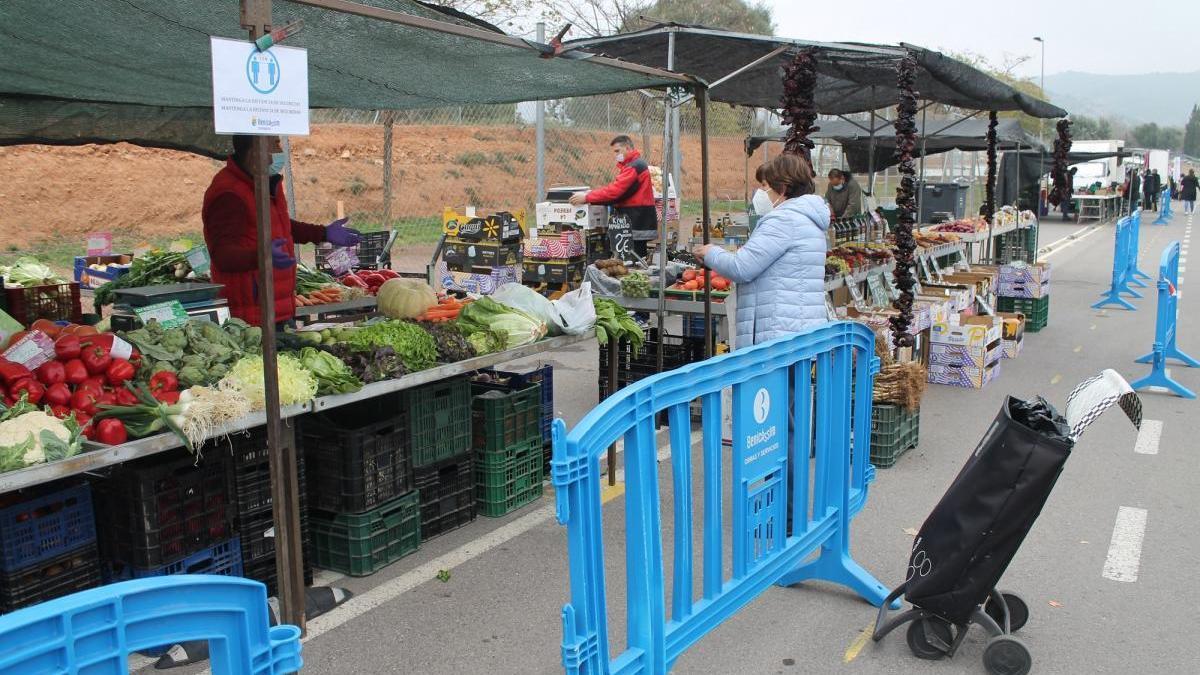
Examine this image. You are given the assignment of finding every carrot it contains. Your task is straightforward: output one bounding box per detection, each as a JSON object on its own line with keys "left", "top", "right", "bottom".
{"left": 295, "top": 295, "right": 309, "bottom": 306}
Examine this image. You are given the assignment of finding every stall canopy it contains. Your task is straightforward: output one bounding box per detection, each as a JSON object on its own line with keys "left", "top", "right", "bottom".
{"left": 566, "top": 25, "right": 1067, "bottom": 118}
{"left": 0, "top": 0, "right": 692, "bottom": 157}
{"left": 999, "top": 149, "right": 1128, "bottom": 206}
{"left": 745, "top": 117, "right": 1043, "bottom": 173}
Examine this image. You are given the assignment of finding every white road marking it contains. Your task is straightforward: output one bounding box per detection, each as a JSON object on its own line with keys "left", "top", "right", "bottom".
{"left": 1180, "top": 266, "right": 1188, "bottom": 273}
{"left": 1134, "top": 420, "right": 1162, "bottom": 455}
{"left": 1041, "top": 226, "right": 1102, "bottom": 260}
{"left": 1102, "top": 506, "right": 1148, "bottom": 583}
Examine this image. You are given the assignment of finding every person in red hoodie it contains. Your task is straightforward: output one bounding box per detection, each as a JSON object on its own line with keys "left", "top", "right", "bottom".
{"left": 570, "top": 135, "right": 658, "bottom": 258}
{"left": 202, "top": 135, "right": 360, "bottom": 326}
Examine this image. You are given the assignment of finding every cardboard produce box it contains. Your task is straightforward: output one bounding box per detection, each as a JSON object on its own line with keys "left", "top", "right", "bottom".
{"left": 535, "top": 202, "right": 607, "bottom": 230}
{"left": 928, "top": 360, "right": 1001, "bottom": 389}
{"left": 997, "top": 311, "right": 1026, "bottom": 359}
{"left": 930, "top": 315, "right": 1002, "bottom": 348}
{"left": 442, "top": 208, "right": 526, "bottom": 243}
{"left": 442, "top": 239, "right": 522, "bottom": 271}
{"left": 998, "top": 262, "right": 1051, "bottom": 299}
{"left": 73, "top": 253, "right": 133, "bottom": 289}
{"left": 921, "top": 283, "right": 974, "bottom": 312}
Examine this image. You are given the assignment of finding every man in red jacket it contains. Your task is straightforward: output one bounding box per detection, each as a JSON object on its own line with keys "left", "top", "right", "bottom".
{"left": 570, "top": 135, "right": 658, "bottom": 258}
{"left": 202, "top": 135, "right": 360, "bottom": 326}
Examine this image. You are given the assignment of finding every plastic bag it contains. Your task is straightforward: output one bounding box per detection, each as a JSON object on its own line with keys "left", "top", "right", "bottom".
{"left": 552, "top": 283, "right": 596, "bottom": 336}
{"left": 491, "top": 283, "right": 564, "bottom": 335}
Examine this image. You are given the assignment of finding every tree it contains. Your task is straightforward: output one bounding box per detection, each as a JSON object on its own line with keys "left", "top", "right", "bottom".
{"left": 1070, "top": 114, "right": 1114, "bottom": 140}
{"left": 1129, "top": 122, "right": 1185, "bottom": 150}
{"left": 1184, "top": 105, "right": 1200, "bottom": 157}
{"left": 622, "top": 0, "right": 774, "bottom": 34}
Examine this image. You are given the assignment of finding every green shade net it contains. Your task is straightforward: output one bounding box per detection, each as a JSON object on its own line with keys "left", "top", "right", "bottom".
{"left": 0, "top": 0, "right": 682, "bottom": 157}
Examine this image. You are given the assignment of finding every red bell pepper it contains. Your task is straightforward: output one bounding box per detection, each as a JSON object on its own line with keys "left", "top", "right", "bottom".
{"left": 374, "top": 269, "right": 400, "bottom": 280}
{"left": 340, "top": 273, "right": 369, "bottom": 290}
{"left": 71, "top": 389, "right": 100, "bottom": 416}
{"left": 154, "top": 390, "right": 181, "bottom": 405}
{"left": 105, "top": 358, "right": 135, "bottom": 387}
{"left": 0, "top": 359, "right": 33, "bottom": 386}
{"left": 149, "top": 371, "right": 179, "bottom": 396}
{"left": 115, "top": 388, "right": 140, "bottom": 406}
{"left": 95, "top": 392, "right": 116, "bottom": 408}
{"left": 94, "top": 419, "right": 128, "bottom": 445}
{"left": 63, "top": 359, "right": 88, "bottom": 385}
{"left": 10, "top": 379, "right": 44, "bottom": 406}
{"left": 54, "top": 335, "right": 81, "bottom": 361}
{"left": 81, "top": 375, "right": 106, "bottom": 392}
{"left": 49, "top": 404, "right": 70, "bottom": 419}
{"left": 360, "top": 272, "right": 385, "bottom": 287}
{"left": 35, "top": 361, "right": 66, "bottom": 387}
{"left": 82, "top": 343, "right": 112, "bottom": 376}
{"left": 44, "top": 382, "right": 72, "bottom": 408}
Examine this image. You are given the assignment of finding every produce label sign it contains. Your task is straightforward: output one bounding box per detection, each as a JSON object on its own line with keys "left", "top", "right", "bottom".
{"left": 3, "top": 331, "right": 56, "bottom": 370}
{"left": 211, "top": 37, "right": 310, "bottom": 136}
{"left": 135, "top": 301, "right": 190, "bottom": 329}
{"left": 607, "top": 214, "right": 635, "bottom": 263}
{"left": 185, "top": 245, "right": 211, "bottom": 277}
{"left": 868, "top": 273, "right": 889, "bottom": 307}
{"left": 324, "top": 246, "right": 357, "bottom": 276}
{"left": 86, "top": 232, "right": 113, "bottom": 256}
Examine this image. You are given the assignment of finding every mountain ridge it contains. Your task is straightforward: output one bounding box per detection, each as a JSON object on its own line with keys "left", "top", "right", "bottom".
{"left": 1042, "top": 70, "right": 1200, "bottom": 125}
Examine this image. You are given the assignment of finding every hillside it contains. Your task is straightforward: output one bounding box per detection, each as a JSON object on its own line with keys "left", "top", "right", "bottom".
{"left": 1044, "top": 70, "right": 1200, "bottom": 125}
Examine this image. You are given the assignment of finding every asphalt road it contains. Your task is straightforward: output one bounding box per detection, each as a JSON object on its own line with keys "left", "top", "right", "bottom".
{"left": 146, "top": 209, "right": 1199, "bottom": 674}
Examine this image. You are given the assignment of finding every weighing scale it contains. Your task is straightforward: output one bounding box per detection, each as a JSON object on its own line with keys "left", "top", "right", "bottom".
{"left": 109, "top": 283, "right": 230, "bottom": 330}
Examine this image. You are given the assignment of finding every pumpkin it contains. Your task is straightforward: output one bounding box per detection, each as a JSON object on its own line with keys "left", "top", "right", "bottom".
{"left": 376, "top": 278, "right": 437, "bottom": 319}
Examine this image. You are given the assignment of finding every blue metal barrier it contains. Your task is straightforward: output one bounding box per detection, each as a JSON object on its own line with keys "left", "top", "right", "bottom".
{"left": 1092, "top": 215, "right": 1142, "bottom": 310}
{"left": 1132, "top": 241, "right": 1198, "bottom": 398}
{"left": 0, "top": 576, "right": 301, "bottom": 674}
{"left": 1153, "top": 187, "right": 1173, "bottom": 225}
{"left": 553, "top": 321, "right": 889, "bottom": 674}
{"left": 1128, "top": 211, "right": 1152, "bottom": 287}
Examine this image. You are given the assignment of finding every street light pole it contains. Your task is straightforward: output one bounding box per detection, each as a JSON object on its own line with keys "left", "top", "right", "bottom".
{"left": 1034, "top": 36, "right": 1046, "bottom": 201}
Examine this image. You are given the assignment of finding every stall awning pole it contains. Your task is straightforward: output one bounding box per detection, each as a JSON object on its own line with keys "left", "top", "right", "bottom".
{"left": 535, "top": 22, "right": 546, "bottom": 200}
{"left": 698, "top": 87, "right": 713, "bottom": 359}
{"left": 656, "top": 30, "right": 677, "bottom": 375}
{"left": 240, "top": 0, "right": 306, "bottom": 632}
{"left": 917, "top": 102, "right": 929, "bottom": 223}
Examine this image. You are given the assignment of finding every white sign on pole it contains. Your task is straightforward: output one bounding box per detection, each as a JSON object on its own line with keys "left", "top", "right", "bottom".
{"left": 210, "top": 36, "right": 309, "bottom": 136}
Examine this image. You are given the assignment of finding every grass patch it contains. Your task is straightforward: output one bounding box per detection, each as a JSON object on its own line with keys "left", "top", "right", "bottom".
{"left": 455, "top": 152, "right": 490, "bottom": 167}
{"left": 346, "top": 175, "right": 368, "bottom": 196}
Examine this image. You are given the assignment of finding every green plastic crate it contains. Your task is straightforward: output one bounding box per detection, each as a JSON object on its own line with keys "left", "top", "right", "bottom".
{"left": 309, "top": 490, "right": 420, "bottom": 576}
{"left": 471, "top": 382, "right": 542, "bottom": 457}
{"left": 870, "top": 404, "right": 920, "bottom": 469}
{"left": 997, "top": 295, "right": 1049, "bottom": 332}
{"left": 404, "top": 377, "right": 473, "bottom": 467}
{"left": 474, "top": 439, "right": 543, "bottom": 517}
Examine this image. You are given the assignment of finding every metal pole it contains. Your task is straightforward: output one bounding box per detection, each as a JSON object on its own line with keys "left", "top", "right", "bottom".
{"left": 669, "top": 33, "right": 682, "bottom": 222}
{"left": 657, "top": 32, "right": 676, "bottom": 375}
{"left": 866, "top": 91, "right": 878, "bottom": 198}
{"left": 382, "top": 110, "right": 394, "bottom": 227}
{"left": 917, "top": 104, "right": 928, "bottom": 223}
{"left": 281, "top": 136, "right": 297, "bottom": 218}
{"left": 607, "top": 335, "right": 618, "bottom": 487}
{"left": 239, "top": 0, "right": 306, "bottom": 631}
{"left": 535, "top": 22, "right": 546, "bottom": 200}
{"left": 698, "top": 88, "right": 713, "bottom": 359}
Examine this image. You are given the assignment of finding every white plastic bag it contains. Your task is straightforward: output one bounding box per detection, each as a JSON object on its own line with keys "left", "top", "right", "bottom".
{"left": 491, "top": 283, "right": 564, "bottom": 334}
{"left": 552, "top": 282, "right": 596, "bottom": 336}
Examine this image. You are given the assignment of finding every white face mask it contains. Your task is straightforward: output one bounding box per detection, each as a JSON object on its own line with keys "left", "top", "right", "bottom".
{"left": 832, "top": 183, "right": 846, "bottom": 191}
{"left": 615, "top": 153, "right": 626, "bottom": 163}
{"left": 752, "top": 188, "right": 774, "bottom": 215}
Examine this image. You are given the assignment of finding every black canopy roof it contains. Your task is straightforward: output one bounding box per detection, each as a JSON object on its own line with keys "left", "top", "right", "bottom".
{"left": 567, "top": 25, "right": 1067, "bottom": 118}
{"left": 999, "top": 149, "right": 1129, "bottom": 206}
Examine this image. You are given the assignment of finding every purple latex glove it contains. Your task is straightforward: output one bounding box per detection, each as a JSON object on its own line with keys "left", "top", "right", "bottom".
{"left": 271, "top": 238, "right": 296, "bottom": 270}
{"left": 325, "top": 218, "right": 361, "bottom": 247}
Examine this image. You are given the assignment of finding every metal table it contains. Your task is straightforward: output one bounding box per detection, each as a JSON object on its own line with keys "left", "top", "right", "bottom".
{"left": 1073, "top": 194, "right": 1121, "bottom": 222}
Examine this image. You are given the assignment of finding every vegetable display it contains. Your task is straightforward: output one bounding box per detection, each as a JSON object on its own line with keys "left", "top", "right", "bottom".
{"left": 297, "top": 347, "right": 363, "bottom": 396}
{"left": 93, "top": 250, "right": 202, "bottom": 307}
{"left": 0, "top": 396, "right": 83, "bottom": 472}
{"left": 415, "top": 296, "right": 470, "bottom": 323}
{"left": 592, "top": 297, "right": 645, "bottom": 355}
{"left": 595, "top": 259, "right": 630, "bottom": 278}
{"left": 320, "top": 344, "right": 406, "bottom": 383}
{"left": 120, "top": 318, "right": 262, "bottom": 387}
{"left": 456, "top": 298, "right": 547, "bottom": 353}
{"left": 219, "top": 354, "right": 318, "bottom": 410}
{"left": 0, "top": 257, "right": 65, "bottom": 287}
{"left": 418, "top": 322, "right": 476, "bottom": 363}
{"left": 376, "top": 278, "right": 438, "bottom": 319}
{"left": 620, "top": 272, "right": 651, "bottom": 298}
{"left": 347, "top": 320, "right": 439, "bottom": 372}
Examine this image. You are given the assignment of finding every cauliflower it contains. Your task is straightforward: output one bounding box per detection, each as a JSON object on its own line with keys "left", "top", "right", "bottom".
{"left": 0, "top": 411, "right": 72, "bottom": 467}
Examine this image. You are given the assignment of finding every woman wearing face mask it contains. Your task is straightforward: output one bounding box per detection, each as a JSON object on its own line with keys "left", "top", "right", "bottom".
{"left": 824, "top": 168, "right": 863, "bottom": 219}
{"left": 693, "top": 154, "right": 830, "bottom": 349}
{"left": 202, "top": 134, "right": 360, "bottom": 327}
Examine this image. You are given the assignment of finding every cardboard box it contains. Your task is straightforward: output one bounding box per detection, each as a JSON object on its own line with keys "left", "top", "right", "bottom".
{"left": 442, "top": 239, "right": 522, "bottom": 271}
{"left": 922, "top": 283, "right": 974, "bottom": 312}
{"left": 1002, "top": 337, "right": 1023, "bottom": 359}
{"left": 996, "top": 312, "right": 1026, "bottom": 342}
{"left": 998, "top": 262, "right": 1051, "bottom": 299}
{"left": 930, "top": 315, "right": 1002, "bottom": 348}
{"left": 522, "top": 257, "right": 586, "bottom": 286}
{"left": 436, "top": 261, "right": 519, "bottom": 295}
{"left": 915, "top": 296, "right": 952, "bottom": 326}
{"left": 929, "top": 341, "right": 1003, "bottom": 368}
{"left": 442, "top": 208, "right": 526, "bottom": 243}
{"left": 943, "top": 271, "right": 998, "bottom": 296}
{"left": 523, "top": 229, "right": 586, "bottom": 259}
{"left": 73, "top": 253, "right": 133, "bottom": 289}
{"left": 928, "top": 360, "right": 1001, "bottom": 389}
{"left": 535, "top": 202, "right": 607, "bottom": 230}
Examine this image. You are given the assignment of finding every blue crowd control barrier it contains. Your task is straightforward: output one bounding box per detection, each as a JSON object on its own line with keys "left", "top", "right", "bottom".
{"left": 0, "top": 575, "right": 301, "bottom": 675}
{"left": 1128, "top": 211, "right": 1152, "bottom": 287}
{"left": 553, "top": 321, "right": 890, "bottom": 674}
{"left": 1092, "top": 216, "right": 1141, "bottom": 310}
{"left": 1132, "top": 241, "right": 1198, "bottom": 398}
{"left": 1153, "top": 187, "right": 1173, "bottom": 225}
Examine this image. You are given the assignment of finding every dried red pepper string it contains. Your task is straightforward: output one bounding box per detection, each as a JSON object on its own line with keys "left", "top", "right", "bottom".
{"left": 1048, "top": 119, "right": 1073, "bottom": 207}
{"left": 781, "top": 48, "right": 819, "bottom": 164}
{"left": 985, "top": 111, "right": 999, "bottom": 223}
{"left": 889, "top": 51, "right": 920, "bottom": 350}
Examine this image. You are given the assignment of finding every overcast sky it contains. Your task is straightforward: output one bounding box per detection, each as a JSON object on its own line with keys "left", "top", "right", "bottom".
{"left": 768, "top": 0, "right": 1199, "bottom": 78}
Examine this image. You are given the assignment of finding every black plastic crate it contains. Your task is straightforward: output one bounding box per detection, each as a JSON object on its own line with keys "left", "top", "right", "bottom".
{"left": 0, "top": 481, "right": 96, "bottom": 573}
{"left": 404, "top": 377, "right": 473, "bottom": 468}
{"left": 0, "top": 543, "right": 100, "bottom": 613}
{"left": 242, "top": 556, "right": 314, "bottom": 597}
{"left": 315, "top": 230, "right": 395, "bottom": 271}
{"left": 214, "top": 426, "right": 309, "bottom": 522}
{"left": 238, "top": 512, "right": 313, "bottom": 596}
{"left": 300, "top": 394, "right": 411, "bottom": 514}
{"left": 413, "top": 452, "right": 475, "bottom": 541}
{"left": 92, "top": 449, "right": 233, "bottom": 569}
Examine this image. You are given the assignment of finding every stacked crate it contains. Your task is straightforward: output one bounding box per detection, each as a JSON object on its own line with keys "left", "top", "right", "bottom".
{"left": 438, "top": 208, "right": 525, "bottom": 295}
{"left": 0, "top": 481, "right": 99, "bottom": 613}
{"left": 869, "top": 404, "right": 921, "bottom": 468}
{"left": 996, "top": 262, "right": 1050, "bottom": 332}
{"left": 301, "top": 394, "right": 419, "bottom": 577}
{"left": 471, "top": 376, "right": 545, "bottom": 518}
{"left": 404, "top": 377, "right": 476, "bottom": 540}
{"left": 479, "top": 365, "right": 554, "bottom": 472}
{"left": 524, "top": 202, "right": 598, "bottom": 290}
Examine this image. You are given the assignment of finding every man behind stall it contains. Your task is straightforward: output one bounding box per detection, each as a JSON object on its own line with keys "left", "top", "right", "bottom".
{"left": 569, "top": 135, "right": 658, "bottom": 258}
{"left": 202, "top": 135, "right": 360, "bottom": 327}
{"left": 824, "top": 168, "right": 864, "bottom": 219}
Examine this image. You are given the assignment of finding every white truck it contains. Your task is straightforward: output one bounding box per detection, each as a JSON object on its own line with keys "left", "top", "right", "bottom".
{"left": 1070, "top": 139, "right": 1125, "bottom": 189}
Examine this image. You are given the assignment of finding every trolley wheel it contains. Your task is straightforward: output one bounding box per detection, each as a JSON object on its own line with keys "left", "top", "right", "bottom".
{"left": 984, "top": 592, "right": 1030, "bottom": 632}
{"left": 982, "top": 635, "right": 1032, "bottom": 675}
{"left": 905, "top": 618, "right": 954, "bottom": 660}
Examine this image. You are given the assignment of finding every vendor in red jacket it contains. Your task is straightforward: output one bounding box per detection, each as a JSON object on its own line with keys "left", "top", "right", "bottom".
{"left": 202, "top": 135, "right": 360, "bottom": 326}
{"left": 569, "top": 135, "right": 659, "bottom": 257}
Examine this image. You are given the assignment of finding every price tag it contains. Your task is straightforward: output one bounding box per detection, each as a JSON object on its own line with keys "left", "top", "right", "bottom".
{"left": 185, "top": 245, "right": 211, "bottom": 277}
{"left": 847, "top": 281, "right": 868, "bottom": 310}
{"left": 607, "top": 214, "right": 635, "bottom": 264}
{"left": 324, "top": 246, "right": 358, "bottom": 276}
{"left": 825, "top": 294, "right": 838, "bottom": 321}
{"left": 169, "top": 238, "right": 194, "bottom": 253}
{"left": 135, "top": 300, "right": 190, "bottom": 329}
{"left": 2, "top": 331, "right": 56, "bottom": 370}
{"left": 867, "top": 273, "right": 889, "bottom": 307}
{"left": 85, "top": 232, "right": 113, "bottom": 256}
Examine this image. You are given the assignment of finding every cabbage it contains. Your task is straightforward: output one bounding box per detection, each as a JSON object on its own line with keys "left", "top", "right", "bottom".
{"left": 457, "top": 297, "right": 546, "bottom": 350}
{"left": 3, "top": 257, "right": 63, "bottom": 287}
{"left": 219, "top": 354, "right": 318, "bottom": 410}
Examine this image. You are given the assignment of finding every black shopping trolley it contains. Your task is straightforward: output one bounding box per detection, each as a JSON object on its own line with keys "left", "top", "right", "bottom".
{"left": 872, "top": 370, "right": 1142, "bottom": 675}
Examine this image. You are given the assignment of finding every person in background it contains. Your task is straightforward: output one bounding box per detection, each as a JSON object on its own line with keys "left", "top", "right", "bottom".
{"left": 1151, "top": 169, "right": 1162, "bottom": 210}
{"left": 1169, "top": 173, "right": 1179, "bottom": 200}
{"left": 692, "top": 154, "right": 830, "bottom": 350}
{"left": 1142, "top": 169, "right": 1158, "bottom": 211}
{"left": 824, "top": 168, "right": 864, "bottom": 219}
{"left": 1126, "top": 168, "right": 1141, "bottom": 215}
{"left": 202, "top": 134, "right": 361, "bottom": 327}
{"left": 1181, "top": 169, "right": 1199, "bottom": 215}
{"left": 569, "top": 135, "right": 657, "bottom": 258}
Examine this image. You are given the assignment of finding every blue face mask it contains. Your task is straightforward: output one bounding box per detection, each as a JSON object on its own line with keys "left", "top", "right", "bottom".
{"left": 268, "top": 151, "right": 287, "bottom": 176}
